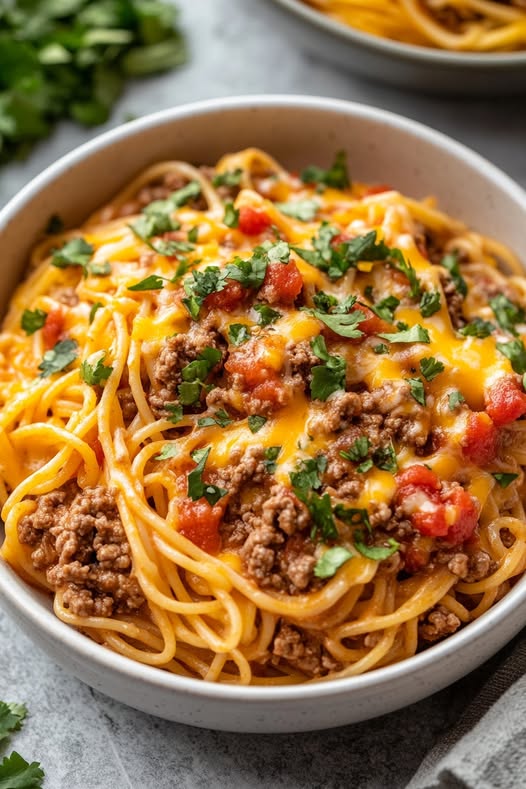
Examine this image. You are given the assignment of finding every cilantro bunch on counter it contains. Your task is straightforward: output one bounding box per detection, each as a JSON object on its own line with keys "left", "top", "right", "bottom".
{"left": 0, "top": 700, "right": 44, "bottom": 788}
{"left": 0, "top": 0, "right": 187, "bottom": 165}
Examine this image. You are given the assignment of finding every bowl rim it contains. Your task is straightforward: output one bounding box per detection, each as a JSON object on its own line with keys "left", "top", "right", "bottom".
{"left": 269, "top": 0, "right": 526, "bottom": 66}
{"left": 1, "top": 93, "right": 526, "bottom": 703}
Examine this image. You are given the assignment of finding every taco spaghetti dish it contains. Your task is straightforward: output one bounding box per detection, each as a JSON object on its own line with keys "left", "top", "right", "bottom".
{"left": 1, "top": 148, "right": 526, "bottom": 685}
{"left": 302, "top": 0, "right": 526, "bottom": 52}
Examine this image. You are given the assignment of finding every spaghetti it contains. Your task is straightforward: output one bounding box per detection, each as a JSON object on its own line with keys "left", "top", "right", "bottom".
{"left": 302, "top": 0, "right": 526, "bottom": 52}
{"left": 1, "top": 148, "right": 526, "bottom": 685}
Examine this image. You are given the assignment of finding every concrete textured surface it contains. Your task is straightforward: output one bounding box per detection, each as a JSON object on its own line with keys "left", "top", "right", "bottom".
{"left": 0, "top": 1, "right": 525, "bottom": 787}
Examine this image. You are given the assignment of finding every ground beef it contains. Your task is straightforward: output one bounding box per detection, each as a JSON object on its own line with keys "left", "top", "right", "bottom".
{"left": 18, "top": 483, "right": 144, "bottom": 617}
{"left": 440, "top": 273, "right": 466, "bottom": 329}
{"left": 419, "top": 605, "right": 462, "bottom": 643}
{"left": 284, "top": 339, "right": 318, "bottom": 392}
{"left": 149, "top": 323, "right": 225, "bottom": 416}
{"left": 445, "top": 549, "right": 497, "bottom": 583}
{"left": 215, "top": 446, "right": 267, "bottom": 497}
{"left": 271, "top": 622, "right": 341, "bottom": 677}
{"left": 117, "top": 387, "right": 138, "bottom": 423}
{"left": 308, "top": 392, "right": 362, "bottom": 435}
{"left": 261, "top": 484, "right": 310, "bottom": 536}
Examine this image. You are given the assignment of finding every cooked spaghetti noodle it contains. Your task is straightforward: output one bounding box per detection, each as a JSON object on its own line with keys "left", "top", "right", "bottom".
{"left": 1, "top": 148, "right": 526, "bottom": 685}
{"left": 303, "top": 0, "right": 526, "bottom": 51}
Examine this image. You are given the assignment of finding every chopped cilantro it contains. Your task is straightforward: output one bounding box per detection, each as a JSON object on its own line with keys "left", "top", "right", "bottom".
{"left": 407, "top": 377, "right": 426, "bottom": 406}
{"left": 369, "top": 295, "right": 399, "bottom": 323}
{"left": 188, "top": 226, "right": 199, "bottom": 243}
{"left": 263, "top": 446, "right": 282, "bottom": 474}
{"left": 389, "top": 248, "right": 422, "bottom": 299}
{"left": 212, "top": 169, "right": 243, "bottom": 188}
{"left": 88, "top": 261, "right": 111, "bottom": 277}
{"left": 314, "top": 546, "right": 353, "bottom": 579}
{"left": 448, "top": 390, "right": 465, "bottom": 411}
{"left": 128, "top": 274, "right": 166, "bottom": 291}
{"left": 228, "top": 324, "right": 251, "bottom": 346}
{"left": 223, "top": 202, "right": 239, "bottom": 229}
{"left": 155, "top": 443, "right": 179, "bottom": 460}
{"left": 292, "top": 228, "right": 390, "bottom": 281}
{"left": 301, "top": 150, "right": 350, "bottom": 190}
{"left": 497, "top": 339, "right": 526, "bottom": 374}
{"left": 373, "top": 343, "right": 389, "bottom": 355}
{"left": 492, "top": 472, "right": 519, "bottom": 488}
{"left": 490, "top": 294, "right": 525, "bottom": 336}
{"left": 247, "top": 415, "right": 267, "bottom": 433}
{"left": 378, "top": 325, "right": 430, "bottom": 344}
{"left": 340, "top": 436, "right": 370, "bottom": 463}
{"left": 89, "top": 302, "right": 103, "bottom": 323}
{"left": 275, "top": 199, "right": 319, "bottom": 222}
{"left": 310, "top": 335, "right": 346, "bottom": 401}
{"left": 0, "top": 751, "right": 44, "bottom": 789}
{"left": 0, "top": 702, "right": 26, "bottom": 742}
{"left": 308, "top": 493, "right": 339, "bottom": 542}
{"left": 420, "top": 357, "right": 444, "bottom": 381}
{"left": 312, "top": 292, "right": 338, "bottom": 313}
{"left": 21, "top": 309, "right": 47, "bottom": 335}
{"left": 441, "top": 252, "right": 467, "bottom": 298}
{"left": 165, "top": 404, "right": 183, "bottom": 424}
{"left": 51, "top": 237, "right": 93, "bottom": 273}
{"left": 170, "top": 181, "right": 201, "bottom": 208}
{"left": 307, "top": 306, "right": 365, "bottom": 339}
{"left": 334, "top": 504, "right": 371, "bottom": 531}
{"left": 178, "top": 347, "right": 221, "bottom": 406}
{"left": 38, "top": 339, "right": 78, "bottom": 378}
{"left": 419, "top": 290, "right": 441, "bottom": 317}
{"left": 187, "top": 447, "right": 227, "bottom": 506}
{"left": 357, "top": 459, "right": 374, "bottom": 473}
{"left": 372, "top": 442, "right": 398, "bottom": 473}
{"left": 226, "top": 251, "right": 268, "bottom": 289}
{"left": 253, "top": 304, "right": 282, "bottom": 326}
{"left": 197, "top": 409, "right": 233, "bottom": 428}
{"left": 80, "top": 354, "right": 113, "bottom": 386}
{"left": 353, "top": 530, "right": 400, "bottom": 561}
{"left": 182, "top": 266, "right": 228, "bottom": 318}
{"left": 289, "top": 455, "right": 327, "bottom": 493}
{"left": 459, "top": 318, "right": 495, "bottom": 339}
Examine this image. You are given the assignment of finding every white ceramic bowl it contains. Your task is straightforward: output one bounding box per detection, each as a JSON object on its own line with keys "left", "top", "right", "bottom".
{"left": 1, "top": 96, "right": 526, "bottom": 733}
{"left": 266, "top": 0, "right": 526, "bottom": 95}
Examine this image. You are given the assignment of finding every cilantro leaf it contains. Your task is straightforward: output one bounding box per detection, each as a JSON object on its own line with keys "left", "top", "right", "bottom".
{"left": 226, "top": 252, "right": 267, "bottom": 289}
{"left": 290, "top": 456, "right": 327, "bottom": 493}
{"left": 0, "top": 703, "right": 26, "bottom": 742}
{"left": 21, "top": 309, "right": 47, "bottom": 335}
{"left": 306, "top": 306, "right": 366, "bottom": 339}
{"left": 292, "top": 228, "right": 390, "bottom": 281}
{"left": 0, "top": 751, "right": 44, "bottom": 789}
{"left": 183, "top": 266, "right": 228, "bottom": 318}
{"left": 247, "top": 415, "right": 267, "bottom": 433}
{"left": 373, "top": 343, "right": 389, "bottom": 355}
{"left": 263, "top": 446, "right": 281, "bottom": 474}
{"left": 368, "top": 295, "right": 399, "bottom": 323}
{"left": 497, "top": 339, "right": 526, "bottom": 374}
{"left": 459, "top": 318, "right": 495, "bottom": 339}
{"left": 490, "top": 294, "right": 525, "bottom": 336}
{"left": 197, "top": 409, "right": 233, "bottom": 428}
{"left": 492, "top": 472, "right": 519, "bottom": 488}
{"left": 310, "top": 336, "right": 346, "bottom": 401}
{"left": 170, "top": 181, "right": 201, "bottom": 208}
{"left": 128, "top": 274, "right": 166, "bottom": 291}
{"left": 419, "top": 290, "right": 441, "bottom": 318}
{"left": 340, "top": 436, "right": 370, "bottom": 463}
{"left": 165, "top": 404, "right": 183, "bottom": 424}
{"left": 178, "top": 347, "right": 221, "bottom": 406}
{"left": 89, "top": 302, "right": 103, "bottom": 323}
{"left": 275, "top": 199, "right": 319, "bottom": 222}
{"left": 253, "top": 304, "right": 281, "bottom": 326}
{"left": 155, "top": 443, "right": 179, "bottom": 460}
{"left": 223, "top": 202, "right": 239, "bottom": 229}
{"left": 420, "top": 357, "right": 444, "bottom": 381}
{"left": 80, "top": 355, "right": 113, "bottom": 386}
{"left": 372, "top": 442, "right": 398, "bottom": 473}
{"left": 449, "top": 391, "right": 465, "bottom": 411}
{"left": 38, "top": 339, "right": 78, "bottom": 378}
{"left": 378, "top": 325, "right": 430, "bottom": 344}
{"left": 51, "top": 238, "right": 93, "bottom": 273}
{"left": 228, "top": 324, "right": 251, "bottom": 346}
{"left": 441, "top": 252, "right": 467, "bottom": 298}
{"left": 312, "top": 292, "right": 338, "bottom": 313}
{"left": 187, "top": 447, "right": 227, "bottom": 506}
{"left": 301, "top": 151, "right": 350, "bottom": 190}
{"left": 314, "top": 546, "right": 353, "bottom": 579}
{"left": 407, "top": 377, "right": 426, "bottom": 406}
{"left": 188, "top": 226, "right": 199, "bottom": 243}
{"left": 212, "top": 169, "right": 243, "bottom": 188}
{"left": 307, "top": 492, "right": 339, "bottom": 541}
{"left": 334, "top": 505, "right": 371, "bottom": 531}
{"left": 389, "top": 248, "right": 421, "bottom": 299}
{"left": 88, "top": 261, "right": 111, "bottom": 277}
{"left": 353, "top": 530, "right": 400, "bottom": 561}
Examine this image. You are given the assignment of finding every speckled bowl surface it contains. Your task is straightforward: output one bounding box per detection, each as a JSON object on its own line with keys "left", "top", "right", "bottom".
{"left": 1, "top": 96, "right": 526, "bottom": 732}
{"left": 267, "top": 0, "right": 526, "bottom": 95}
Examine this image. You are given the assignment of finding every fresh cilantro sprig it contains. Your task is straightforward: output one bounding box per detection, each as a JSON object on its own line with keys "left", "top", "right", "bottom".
{"left": 178, "top": 347, "right": 222, "bottom": 406}
{"left": 0, "top": 700, "right": 44, "bottom": 788}
{"left": 292, "top": 228, "right": 390, "bottom": 281}
{"left": 314, "top": 546, "right": 353, "bottom": 579}
{"left": 51, "top": 238, "right": 93, "bottom": 275}
{"left": 419, "top": 290, "right": 441, "bottom": 318}
{"left": 407, "top": 377, "right": 426, "bottom": 406}
{"left": 247, "top": 415, "right": 267, "bottom": 433}
{"left": 459, "top": 318, "right": 495, "bottom": 339}
{"left": 420, "top": 357, "right": 444, "bottom": 381}
{"left": 497, "top": 339, "right": 526, "bottom": 375}
{"left": 449, "top": 391, "right": 465, "bottom": 411}
{"left": 441, "top": 252, "right": 467, "bottom": 298}
{"left": 228, "top": 324, "right": 251, "bottom": 346}
{"left": 38, "top": 339, "right": 78, "bottom": 378}
{"left": 253, "top": 304, "right": 281, "bottom": 326}
{"left": 310, "top": 335, "right": 346, "bottom": 401}
{"left": 21, "top": 309, "right": 47, "bottom": 335}
{"left": 80, "top": 354, "right": 113, "bottom": 386}
{"left": 197, "top": 409, "right": 233, "bottom": 428}
{"left": 212, "top": 169, "right": 243, "bottom": 188}
{"left": 182, "top": 266, "right": 229, "bottom": 318}
{"left": 490, "top": 294, "right": 525, "bottom": 336}
{"left": 492, "top": 472, "right": 519, "bottom": 488}
{"left": 353, "top": 530, "right": 400, "bottom": 561}
{"left": 275, "top": 199, "right": 319, "bottom": 222}
{"left": 187, "top": 447, "right": 227, "bottom": 506}
{"left": 368, "top": 295, "right": 399, "bottom": 323}
{"left": 0, "top": 702, "right": 26, "bottom": 743}
{"left": 301, "top": 151, "right": 350, "bottom": 190}
{"left": 378, "top": 325, "right": 430, "bottom": 344}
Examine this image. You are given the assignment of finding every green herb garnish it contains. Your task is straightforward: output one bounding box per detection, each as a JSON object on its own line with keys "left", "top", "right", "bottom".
{"left": 314, "top": 546, "right": 353, "bottom": 579}
{"left": 38, "top": 339, "right": 78, "bottom": 377}
{"left": 21, "top": 309, "right": 47, "bottom": 335}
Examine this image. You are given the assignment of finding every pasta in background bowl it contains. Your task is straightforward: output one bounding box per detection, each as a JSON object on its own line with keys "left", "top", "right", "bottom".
{"left": 0, "top": 96, "right": 525, "bottom": 732}
{"left": 266, "top": 0, "right": 526, "bottom": 94}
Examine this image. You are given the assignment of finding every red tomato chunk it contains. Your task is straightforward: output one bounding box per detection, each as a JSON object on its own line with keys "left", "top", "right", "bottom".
{"left": 42, "top": 308, "right": 64, "bottom": 349}
{"left": 260, "top": 260, "right": 303, "bottom": 304}
{"left": 238, "top": 206, "right": 272, "bottom": 235}
{"left": 178, "top": 498, "right": 223, "bottom": 554}
{"left": 204, "top": 280, "right": 246, "bottom": 311}
{"left": 462, "top": 412, "right": 498, "bottom": 465}
{"left": 485, "top": 377, "right": 526, "bottom": 427}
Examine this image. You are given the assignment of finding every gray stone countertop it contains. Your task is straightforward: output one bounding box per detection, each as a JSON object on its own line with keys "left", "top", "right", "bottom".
{"left": 1, "top": 1, "right": 525, "bottom": 787}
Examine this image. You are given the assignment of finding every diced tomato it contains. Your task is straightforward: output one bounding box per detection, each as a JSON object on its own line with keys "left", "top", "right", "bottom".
{"left": 485, "top": 377, "right": 526, "bottom": 427}
{"left": 396, "top": 464, "right": 441, "bottom": 493}
{"left": 42, "top": 308, "right": 64, "bottom": 349}
{"left": 204, "top": 280, "right": 246, "bottom": 311}
{"left": 404, "top": 541, "right": 431, "bottom": 574}
{"left": 178, "top": 498, "right": 224, "bottom": 554}
{"left": 443, "top": 487, "right": 479, "bottom": 546}
{"left": 259, "top": 260, "right": 303, "bottom": 304}
{"left": 462, "top": 412, "right": 498, "bottom": 466}
{"left": 363, "top": 184, "right": 393, "bottom": 196}
{"left": 238, "top": 206, "right": 272, "bottom": 235}
{"left": 251, "top": 378, "right": 286, "bottom": 407}
{"left": 90, "top": 438, "right": 105, "bottom": 467}
{"left": 225, "top": 350, "right": 272, "bottom": 387}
